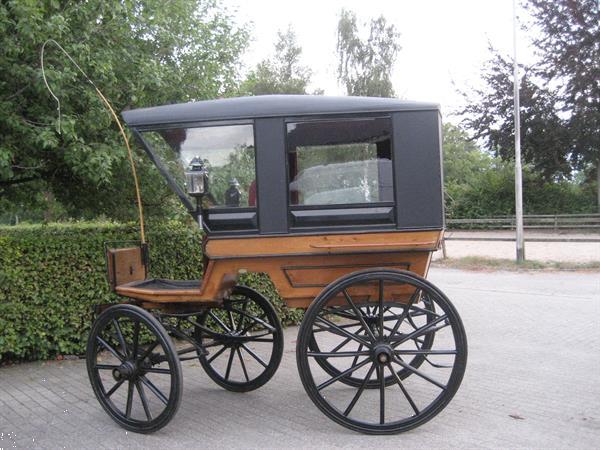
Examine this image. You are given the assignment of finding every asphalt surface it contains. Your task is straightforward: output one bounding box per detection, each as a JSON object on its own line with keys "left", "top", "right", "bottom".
{"left": 0, "top": 267, "right": 598, "bottom": 449}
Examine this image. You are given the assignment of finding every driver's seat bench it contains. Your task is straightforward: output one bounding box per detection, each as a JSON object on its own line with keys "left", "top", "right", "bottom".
{"left": 115, "top": 278, "right": 204, "bottom": 302}
{"left": 106, "top": 245, "right": 206, "bottom": 302}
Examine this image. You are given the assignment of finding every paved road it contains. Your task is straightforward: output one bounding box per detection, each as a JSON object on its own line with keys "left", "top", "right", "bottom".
{"left": 1, "top": 268, "right": 598, "bottom": 449}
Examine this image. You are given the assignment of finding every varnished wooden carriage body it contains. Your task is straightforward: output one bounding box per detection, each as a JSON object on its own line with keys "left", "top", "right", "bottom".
{"left": 114, "top": 96, "right": 445, "bottom": 308}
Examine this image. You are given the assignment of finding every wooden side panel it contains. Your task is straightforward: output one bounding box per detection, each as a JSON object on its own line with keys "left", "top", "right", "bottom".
{"left": 116, "top": 230, "right": 442, "bottom": 308}
{"left": 107, "top": 247, "right": 146, "bottom": 290}
{"left": 196, "top": 250, "right": 432, "bottom": 308}
{"left": 205, "top": 230, "right": 441, "bottom": 258}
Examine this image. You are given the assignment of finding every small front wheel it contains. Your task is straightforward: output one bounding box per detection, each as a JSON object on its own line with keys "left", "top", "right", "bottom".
{"left": 87, "top": 304, "right": 182, "bottom": 433}
{"left": 297, "top": 269, "right": 467, "bottom": 434}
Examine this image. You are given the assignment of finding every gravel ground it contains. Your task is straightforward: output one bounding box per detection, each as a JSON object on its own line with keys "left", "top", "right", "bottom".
{"left": 434, "top": 230, "right": 600, "bottom": 263}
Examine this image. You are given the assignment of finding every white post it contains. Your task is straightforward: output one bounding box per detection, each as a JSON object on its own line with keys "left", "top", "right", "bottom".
{"left": 513, "top": 0, "right": 525, "bottom": 262}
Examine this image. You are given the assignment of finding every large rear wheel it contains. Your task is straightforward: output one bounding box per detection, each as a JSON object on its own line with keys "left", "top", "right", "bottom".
{"left": 297, "top": 269, "right": 467, "bottom": 434}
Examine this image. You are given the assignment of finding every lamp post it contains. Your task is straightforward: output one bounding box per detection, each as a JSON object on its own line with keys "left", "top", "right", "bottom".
{"left": 513, "top": 0, "right": 525, "bottom": 262}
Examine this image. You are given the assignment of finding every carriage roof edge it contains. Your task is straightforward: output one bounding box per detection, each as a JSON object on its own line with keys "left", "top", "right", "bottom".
{"left": 121, "top": 95, "right": 441, "bottom": 127}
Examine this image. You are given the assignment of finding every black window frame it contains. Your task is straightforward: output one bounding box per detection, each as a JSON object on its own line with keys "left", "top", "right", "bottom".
{"left": 284, "top": 114, "right": 397, "bottom": 231}
{"left": 133, "top": 119, "right": 260, "bottom": 235}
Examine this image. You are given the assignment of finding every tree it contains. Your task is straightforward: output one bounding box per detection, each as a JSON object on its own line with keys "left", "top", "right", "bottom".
{"left": 336, "top": 9, "right": 400, "bottom": 97}
{"left": 526, "top": 0, "right": 600, "bottom": 208}
{"left": 242, "top": 27, "right": 314, "bottom": 95}
{"left": 441, "top": 123, "right": 595, "bottom": 218}
{"left": 459, "top": 48, "right": 572, "bottom": 181}
{"left": 0, "top": 0, "right": 249, "bottom": 221}
{"left": 459, "top": 1, "right": 599, "bottom": 207}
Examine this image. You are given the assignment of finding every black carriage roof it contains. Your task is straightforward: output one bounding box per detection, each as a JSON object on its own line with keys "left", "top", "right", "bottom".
{"left": 121, "top": 95, "right": 440, "bottom": 127}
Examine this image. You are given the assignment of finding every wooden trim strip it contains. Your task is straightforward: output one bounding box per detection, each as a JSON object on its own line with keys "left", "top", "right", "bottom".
{"left": 309, "top": 241, "right": 436, "bottom": 249}
{"left": 207, "top": 246, "right": 438, "bottom": 260}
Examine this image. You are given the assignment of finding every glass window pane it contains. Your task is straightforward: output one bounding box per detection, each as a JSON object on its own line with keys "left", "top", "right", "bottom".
{"left": 287, "top": 118, "right": 393, "bottom": 206}
{"left": 142, "top": 124, "right": 256, "bottom": 208}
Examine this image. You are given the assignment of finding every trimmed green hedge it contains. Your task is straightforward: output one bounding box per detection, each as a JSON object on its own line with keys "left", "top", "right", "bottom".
{"left": 0, "top": 221, "right": 301, "bottom": 362}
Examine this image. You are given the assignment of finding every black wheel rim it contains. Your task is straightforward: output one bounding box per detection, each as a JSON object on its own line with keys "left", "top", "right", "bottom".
{"left": 297, "top": 270, "right": 467, "bottom": 434}
{"left": 87, "top": 305, "right": 182, "bottom": 433}
{"left": 196, "top": 286, "right": 283, "bottom": 392}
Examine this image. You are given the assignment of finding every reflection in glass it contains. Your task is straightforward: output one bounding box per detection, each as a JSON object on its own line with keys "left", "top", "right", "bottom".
{"left": 287, "top": 118, "right": 393, "bottom": 206}
{"left": 142, "top": 125, "right": 255, "bottom": 208}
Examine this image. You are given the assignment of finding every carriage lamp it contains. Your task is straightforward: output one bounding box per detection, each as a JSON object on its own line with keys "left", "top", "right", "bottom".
{"left": 185, "top": 156, "right": 208, "bottom": 197}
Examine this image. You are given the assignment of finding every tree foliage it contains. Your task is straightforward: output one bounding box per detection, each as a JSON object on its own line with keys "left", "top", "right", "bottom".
{"left": 242, "top": 27, "right": 314, "bottom": 95}
{"left": 336, "top": 9, "right": 400, "bottom": 98}
{"left": 526, "top": 0, "right": 599, "bottom": 177}
{"left": 459, "top": 0, "right": 599, "bottom": 205}
{"left": 442, "top": 123, "right": 595, "bottom": 218}
{"left": 0, "top": 0, "right": 249, "bottom": 221}
{"left": 459, "top": 48, "right": 572, "bottom": 180}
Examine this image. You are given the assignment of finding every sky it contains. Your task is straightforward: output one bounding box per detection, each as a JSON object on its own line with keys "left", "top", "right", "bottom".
{"left": 223, "top": 0, "right": 537, "bottom": 123}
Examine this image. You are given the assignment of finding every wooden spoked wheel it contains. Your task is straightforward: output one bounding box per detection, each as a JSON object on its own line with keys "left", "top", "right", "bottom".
{"left": 86, "top": 304, "right": 182, "bottom": 433}
{"left": 296, "top": 269, "right": 467, "bottom": 434}
{"left": 195, "top": 286, "right": 284, "bottom": 392}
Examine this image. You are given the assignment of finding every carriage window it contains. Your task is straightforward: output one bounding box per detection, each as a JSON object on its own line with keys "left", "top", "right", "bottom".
{"left": 287, "top": 118, "right": 393, "bottom": 206}
{"left": 142, "top": 124, "right": 256, "bottom": 208}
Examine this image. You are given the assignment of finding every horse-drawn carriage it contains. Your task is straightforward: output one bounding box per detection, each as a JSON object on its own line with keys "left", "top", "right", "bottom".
{"left": 87, "top": 95, "right": 467, "bottom": 434}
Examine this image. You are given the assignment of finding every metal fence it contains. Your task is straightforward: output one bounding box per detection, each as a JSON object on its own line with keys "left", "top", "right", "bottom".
{"left": 447, "top": 213, "right": 600, "bottom": 231}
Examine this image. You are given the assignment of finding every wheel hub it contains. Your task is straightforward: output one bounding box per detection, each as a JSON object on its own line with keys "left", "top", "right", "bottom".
{"left": 112, "top": 360, "right": 137, "bottom": 381}
{"left": 373, "top": 344, "right": 393, "bottom": 365}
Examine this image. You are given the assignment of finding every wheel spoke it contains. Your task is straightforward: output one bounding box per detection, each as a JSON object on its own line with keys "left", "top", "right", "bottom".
{"left": 387, "top": 289, "right": 420, "bottom": 339}
{"left": 112, "top": 319, "right": 128, "bottom": 358}
{"left": 314, "top": 316, "right": 371, "bottom": 348}
{"left": 378, "top": 365, "right": 385, "bottom": 424}
{"left": 343, "top": 290, "right": 377, "bottom": 342}
{"left": 209, "top": 311, "right": 231, "bottom": 332}
{"left": 131, "top": 320, "right": 140, "bottom": 359}
{"left": 240, "top": 344, "right": 268, "bottom": 368}
{"left": 236, "top": 301, "right": 248, "bottom": 332}
{"left": 313, "top": 321, "right": 365, "bottom": 333}
{"left": 227, "top": 309, "right": 237, "bottom": 331}
{"left": 394, "top": 349, "right": 457, "bottom": 355}
{"left": 224, "top": 348, "right": 235, "bottom": 381}
{"left": 392, "top": 314, "right": 449, "bottom": 347}
{"left": 137, "top": 340, "right": 160, "bottom": 362}
{"left": 387, "top": 363, "right": 419, "bottom": 415}
{"left": 105, "top": 379, "right": 125, "bottom": 398}
{"left": 231, "top": 309, "right": 276, "bottom": 333}
{"left": 207, "top": 345, "right": 228, "bottom": 363}
{"left": 236, "top": 347, "right": 250, "bottom": 382}
{"left": 391, "top": 356, "right": 447, "bottom": 390}
{"left": 140, "top": 375, "right": 169, "bottom": 405}
{"left": 96, "top": 336, "right": 125, "bottom": 362}
{"left": 343, "top": 363, "right": 376, "bottom": 417}
{"left": 94, "top": 364, "right": 120, "bottom": 370}
{"left": 125, "top": 380, "right": 134, "bottom": 418}
{"left": 239, "top": 313, "right": 266, "bottom": 333}
{"left": 135, "top": 381, "right": 153, "bottom": 421}
{"left": 351, "top": 343, "right": 364, "bottom": 367}
{"left": 144, "top": 367, "right": 171, "bottom": 374}
{"left": 317, "top": 357, "right": 371, "bottom": 391}
{"left": 307, "top": 350, "right": 371, "bottom": 358}
{"left": 322, "top": 306, "right": 361, "bottom": 322}
{"left": 378, "top": 280, "right": 385, "bottom": 339}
